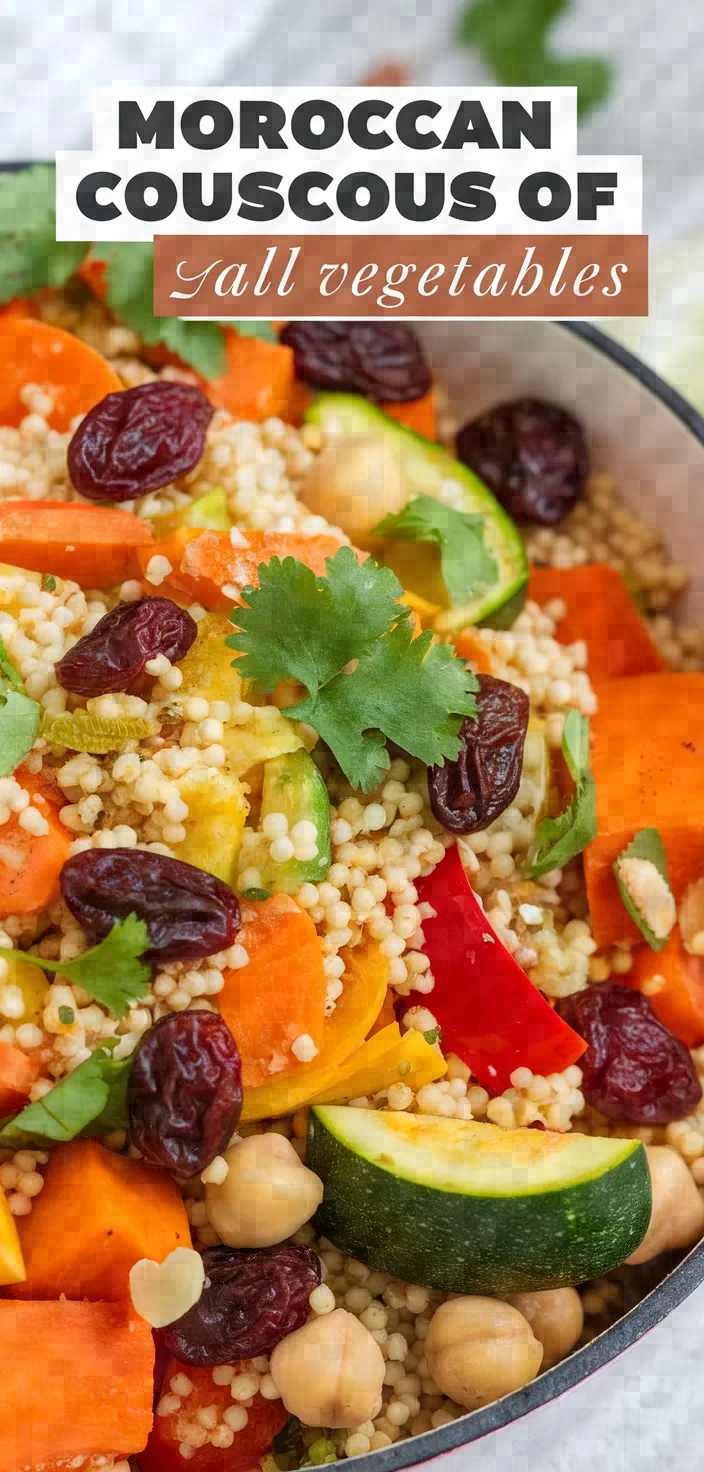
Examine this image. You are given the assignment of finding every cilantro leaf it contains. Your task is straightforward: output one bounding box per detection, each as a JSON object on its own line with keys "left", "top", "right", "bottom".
{"left": 227, "top": 546, "right": 403, "bottom": 694}
{"left": 0, "top": 1041, "right": 131, "bottom": 1147}
{"left": 527, "top": 709, "right": 597, "bottom": 876}
{"left": 614, "top": 828, "right": 673, "bottom": 952}
{"left": 292, "top": 620, "right": 478, "bottom": 791}
{"left": 459, "top": 0, "right": 612, "bottom": 117}
{"left": 0, "top": 914, "right": 151, "bottom": 1018}
{"left": 0, "top": 165, "right": 85, "bottom": 303}
{"left": 0, "top": 688, "right": 41, "bottom": 777}
{"left": 228, "top": 548, "right": 478, "bottom": 793}
{"left": 374, "top": 495, "right": 498, "bottom": 608}
{"left": 88, "top": 242, "right": 230, "bottom": 379}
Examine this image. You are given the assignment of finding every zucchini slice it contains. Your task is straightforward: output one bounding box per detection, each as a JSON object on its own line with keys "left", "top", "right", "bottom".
{"left": 304, "top": 393, "right": 528, "bottom": 630}
{"left": 308, "top": 1106, "right": 651, "bottom": 1295}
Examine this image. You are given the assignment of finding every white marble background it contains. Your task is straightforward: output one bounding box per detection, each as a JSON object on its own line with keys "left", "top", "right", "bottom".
{"left": 1, "top": 0, "right": 703, "bottom": 1464}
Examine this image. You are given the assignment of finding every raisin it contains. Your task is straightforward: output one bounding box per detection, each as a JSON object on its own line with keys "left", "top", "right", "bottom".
{"left": 162, "top": 1245, "right": 322, "bottom": 1365}
{"left": 60, "top": 849, "right": 240, "bottom": 964}
{"left": 56, "top": 597, "right": 197, "bottom": 697}
{"left": 128, "top": 1012, "right": 242, "bottom": 1176}
{"left": 558, "top": 983, "right": 703, "bottom": 1125}
{"left": 67, "top": 380, "right": 214, "bottom": 503}
{"left": 280, "top": 321, "right": 431, "bottom": 402}
{"left": 456, "top": 398, "right": 589, "bottom": 526}
{"left": 428, "top": 673, "right": 529, "bottom": 835}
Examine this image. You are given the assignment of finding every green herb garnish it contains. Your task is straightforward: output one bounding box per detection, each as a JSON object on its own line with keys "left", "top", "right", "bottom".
{"left": 41, "top": 574, "right": 57, "bottom": 592}
{"left": 0, "top": 165, "right": 85, "bottom": 301}
{"left": 527, "top": 709, "right": 597, "bottom": 877}
{"left": 227, "top": 547, "right": 478, "bottom": 793}
{"left": 0, "top": 914, "right": 151, "bottom": 1018}
{"left": 423, "top": 1027, "right": 439, "bottom": 1045}
{"left": 459, "top": 0, "right": 612, "bottom": 118}
{"left": 613, "top": 828, "right": 674, "bottom": 952}
{"left": 58, "top": 1006, "right": 75, "bottom": 1025}
{"left": 374, "top": 495, "right": 498, "bottom": 608}
{"left": 0, "top": 638, "right": 41, "bottom": 777}
{"left": 0, "top": 1040, "right": 131, "bottom": 1146}
{"left": 241, "top": 887, "right": 272, "bottom": 901}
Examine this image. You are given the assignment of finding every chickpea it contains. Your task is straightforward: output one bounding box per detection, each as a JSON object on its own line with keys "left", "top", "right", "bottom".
{"left": 424, "top": 1297, "right": 543, "bottom": 1409}
{"left": 269, "top": 1308, "right": 385, "bottom": 1428}
{"left": 205, "top": 1133, "right": 323, "bottom": 1249}
{"left": 505, "top": 1289, "right": 583, "bottom": 1370}
{"left": 300, "top": 435, "right": 406, "bottom": 545}
{"left": 626, "top": 1145, "right": 704, "bottom": 1265}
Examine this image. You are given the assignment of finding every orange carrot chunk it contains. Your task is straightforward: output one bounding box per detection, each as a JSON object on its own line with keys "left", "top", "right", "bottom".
{"left": 208, "top": 331, "right": 296, "bottom": 423}
{"left": 0, "top": 769, "right": 71, "bottom": 919}
{"left": 0, "top": 317, "right": 123, "bottom": 432}
{"left": 585, "top": 673, "right": 704, "bottom": 946}
{"left": 138, "top": 527, "right": 350, "bottom": 611}
{"left": 0, "top": 499, "right": 154, "bottom": 587}
{"left": 528, "top": 564, "right": 665, "bottom": 682}
{"left": 626, "top": 927, "right": 704, "bottom": 1049}
{"left": 452, "top": 627, "right": 495, "bottom": 674}
{"left": 220, "top": 895, "right": 327, "bottom": 1090}
{"left": 380, "top": 390, "right": 437, "bottom": 441}
{"left": 9, "top": 1138, "right": 191, "bottom": 1302}
{"left": 0, "top": 1299, "right": 154, "bottom": 1471}
{"left": 0, "top": 1042, "right": 41, "bottom": 1116}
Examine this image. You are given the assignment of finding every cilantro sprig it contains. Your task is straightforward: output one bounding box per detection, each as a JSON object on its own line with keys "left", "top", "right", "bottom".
{"left": 0, "top": 166, "right": 275, "bottom": 377}
{"left": 0, "top": 1040, "right": 131, "bottom": 1147}
{"left": 527, "top": 709, "right": 597, "bottom": 876}
{"left": 459, "top": 0, "right": 612, "bottom": 118}
{"left": 0, "top": 637, "right": 41, "bottom": 777}
{"left": 374, "top": 495, "right": 498, "bottom": 608}
{"left": 227, "top": 547, "right": 478, "bottom": 792}
{"left": 0, "top": 914, "right": 151, "bottom": 1018}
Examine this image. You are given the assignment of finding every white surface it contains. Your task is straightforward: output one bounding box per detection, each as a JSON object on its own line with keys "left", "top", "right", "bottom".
{"left": 1, "top": 1, "right": 703, "bottom": 1462}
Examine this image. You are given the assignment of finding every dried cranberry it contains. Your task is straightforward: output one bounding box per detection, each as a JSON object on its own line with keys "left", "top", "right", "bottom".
{"left": 280, "top": 321, "right": 431, "bottom": 402}
{"left": 60, "top": 848, "right": 240, "bottom": 964}
{"left": 128, "top": 1012, "right": 242, "bottom": 1176}
{"left": 162, "top": 1245, "right": 322, "bottom": 1365}
{"left": 56, "top": 597, "right": 196, "bottom": 697}
{"left": 558, "top": 983, "right": 703, "bottom": 1125}
{"left": 456, "top": 398, "right": 589, "bottom": 526}
{"left": 428, "top": 674, "right": 529, "bottom": 835}
{"left": 68, "top": 380, "right": 214, "bottom": 503}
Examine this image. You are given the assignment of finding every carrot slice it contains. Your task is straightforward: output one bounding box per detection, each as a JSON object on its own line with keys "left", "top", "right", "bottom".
{"left": 626, "top": 927, "right": 704, "bottom": 1048}
{"left": 585, "top": 673, "right": 704, "bottom": 946}
{"left": 0, "top": 499, "right": 154, "bottom": 587}
{"left": 9, "top": 1138, "right": 191, "bottom": 1302}
{"left": 0, "top": 768, "right": 72, "bottom": 918}
{"left": 0, "top": 1299, "right": 154, "bottom": 1469}
{"left": 380, "top": 390, "right": 436, "bottom": 440}
{"left": 0, "top": 1041, "right": 41, "bottom": 1116}
{"left": 529, "top": 564, "right": 665, "bottom": 681}
{"left": 452, "top": 627, "right": 495, "bottom": 674}
{"left": 0, "top": 298, "right": 34, "bottom": 323}
{"left": 77, "top": 255, "right": 108, "bottom": 301}
{"left": 138, "top": 527, "right": 349, "bottom": 610}
{"left": 208, "top": 331, "right": 296, "bottom": 423}
{"left": 0, "top": 317, "right": 123, "bottom": 432}
{"left": 219, "top": 895, "right": 327, "bottom": 1090}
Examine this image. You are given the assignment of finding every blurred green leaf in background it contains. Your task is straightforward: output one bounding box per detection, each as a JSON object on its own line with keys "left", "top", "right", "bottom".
{"left": 458, "top": 0, "right": 612, "bottom": 117}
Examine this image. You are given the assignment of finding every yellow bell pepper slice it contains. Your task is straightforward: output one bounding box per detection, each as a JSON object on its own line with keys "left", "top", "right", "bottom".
{"left": 0, "top": 955, "right": 48, "bottom": 1028}
{"left": 0, "top": 1189, "right": 25, "bottom": 1287}
{"left": 177, "top": 766, "right": 249, "bottom": 885}
{"left": 402, "top": 589, "right": 442, "bottom": 629}
{"left": 241, "top": 938, "right": 390, "bottom": 1121}
{"left": 312, "top": 1022, "right": 446, "bottom": 1105}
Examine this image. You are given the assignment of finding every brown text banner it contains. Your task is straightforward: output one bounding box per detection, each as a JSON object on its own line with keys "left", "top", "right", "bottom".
{"left": 153, "top": 235, "right": 648, "bottom": 318}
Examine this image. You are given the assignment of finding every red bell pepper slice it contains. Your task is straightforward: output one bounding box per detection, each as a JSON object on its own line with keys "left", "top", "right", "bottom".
{"left": 141, "top": 1357, "right": 288, "bottom": 1472}
{"left": 415, "top": 845, "right": 587, "bottom": 1093}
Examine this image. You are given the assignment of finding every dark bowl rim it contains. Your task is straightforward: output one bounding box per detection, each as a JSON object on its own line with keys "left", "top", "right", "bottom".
{"left": 1, "top": 161, "right": 703, "bottom": 1465}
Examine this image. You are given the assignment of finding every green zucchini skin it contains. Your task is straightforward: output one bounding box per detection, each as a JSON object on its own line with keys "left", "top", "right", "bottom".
{"left": 303, "top": 393, "right": 528, "bottom": 630}
{"left": 308, "top": 1107, "right": 652, "bottom": 1296}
